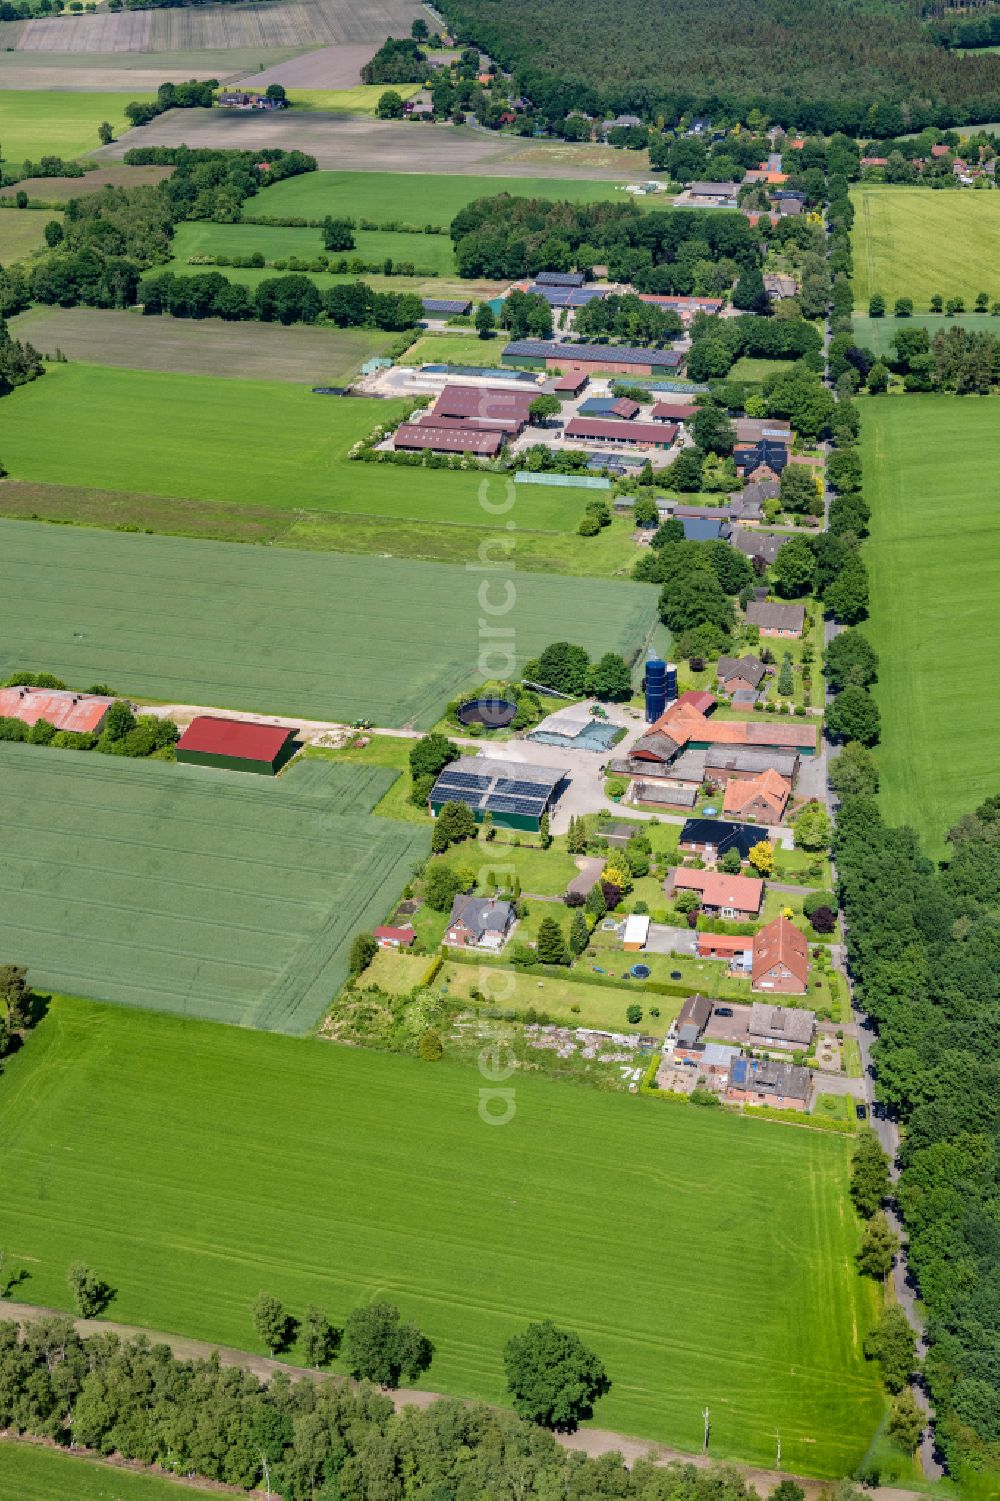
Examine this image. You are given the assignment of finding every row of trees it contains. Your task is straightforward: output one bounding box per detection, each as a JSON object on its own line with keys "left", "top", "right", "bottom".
{"left": 139, "top": 271, "right": 424, "bottom": 329}
{"left": 835, "top": 791, "right": 1000, "bottom": 1472}
{"left": 522, "top": 640, "right": 633, "bottom": 700}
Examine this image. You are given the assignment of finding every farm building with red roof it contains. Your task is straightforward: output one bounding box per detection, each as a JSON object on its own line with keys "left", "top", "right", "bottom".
{"left": 0, "top": 685, "right": 113, "bottom": 735}
{"left": 175, "top": 716, "right": 298, "bottom": 775}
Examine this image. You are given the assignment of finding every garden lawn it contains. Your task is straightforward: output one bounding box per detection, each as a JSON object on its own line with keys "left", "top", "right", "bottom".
{"left": 0, "top": 363, "right": 586, "bottom": 532}
{"left": 442, "top": 960, "right": 684, "bottom": 1037}
{"left": 0, "top": 746, "right": 428, "bottom": 1031}
{"left": 405, "top": 332, "right": 508, "bottom": 365}
{"left": 167, "top": 218, "right": 457, "bottom": 276}
{"left": 728, "top": 356, "right": 797, "bottom": 383}
{"left": 441, "top": 840, "right": 580, "bottom": 897}
{"left": 362, "top": 948, "right": 437, "bottom": 995}
{"left": 0, "top": 90, "right": 154, "bottom": 166}
{"left": 0, "top": 996, "right": 883, "bottom": 1476}
{"left": 851, "top": 185, "right": 1000, "bottom": 310}
{"left": 0, "top": 517, "right": 656, "bottom": 727}
{"left": 252, "top": 168, "right": 645, "bottom": 226}
{"left": 860, "top": 394, "right": 1000, "bottom": 853}
{"left": 0, "top": 1441, "right": 201, "bottom": 1501}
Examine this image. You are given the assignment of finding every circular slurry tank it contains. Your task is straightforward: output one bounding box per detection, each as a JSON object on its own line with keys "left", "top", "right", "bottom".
{"left": 456, "top": 697, "right": 517, "bottom": 729}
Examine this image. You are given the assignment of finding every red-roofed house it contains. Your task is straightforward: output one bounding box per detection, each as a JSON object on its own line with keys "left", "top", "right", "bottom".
{"left": 175, "top": 716, "right": 298, "bottom": 775}
{"left": 722, "top": 767, "right": 791, "bottom": 825}
{"left": 752, "top": 916, "right": 809, "bottom": 994}
{"left": 375, "top": 926, "right": 417, "bottom": 949}
{"left": 697, "top": 931, "right": 753, "bottom": 963}
{"left": 672, "top": 868, "right": 764, "bottom": 919}
{"left": 931, "top": 143, "right": 950, "bottom": 158}
{"left": 0, "top": 685, "right": 113, "bottom": 735}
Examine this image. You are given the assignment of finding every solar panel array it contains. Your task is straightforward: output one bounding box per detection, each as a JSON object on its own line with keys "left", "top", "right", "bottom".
{"left": 421, "top": 298, "right": 471, "bottom": 314}
{"left": 430, "top": 759, "right": 564, "bottom": 822}
{"left": 436, "top": 771, "right": 493, "bottom": 791}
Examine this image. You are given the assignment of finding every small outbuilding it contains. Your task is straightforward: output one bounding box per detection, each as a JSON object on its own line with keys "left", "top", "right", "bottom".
{"left": 175, "top": 716, "right": 298, "bottom": 775}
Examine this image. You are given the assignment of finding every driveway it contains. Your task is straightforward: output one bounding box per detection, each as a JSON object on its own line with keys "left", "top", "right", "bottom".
{"left": 645, "top": 922, "right": 696, "bottom": 955}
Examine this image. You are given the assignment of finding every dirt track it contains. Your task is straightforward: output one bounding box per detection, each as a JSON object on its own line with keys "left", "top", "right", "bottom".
{"left": 0, "top": 1299, "right": 927, "bottom": 1501}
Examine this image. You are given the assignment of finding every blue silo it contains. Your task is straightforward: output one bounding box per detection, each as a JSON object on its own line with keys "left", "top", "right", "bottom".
{"left": 644, "top": 657, "right": 667, "bottom": 722}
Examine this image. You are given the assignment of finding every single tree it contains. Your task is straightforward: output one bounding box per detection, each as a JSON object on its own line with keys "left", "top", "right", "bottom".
{"left": 504, "top": 1320, "right": 611, "bottom": 1431}
{"left": 793, "top": 801, "right": 831, "bottom": 852}
{"left": 343, "top": 1301, "right": 433, "bottom": 1387}
{"left": 585, "top": 881, "right": 606, "bottom": 920}
{"left": 864, "top": 1304, "right": 917, "bottom": 1391}
{"left": 349, "top": 932, "right": 378, "bottom": 977}
{"left": 868, "top": 293, "right": 885, "bottom": 318}
{"left": 431, "top": 799, "right": 477, "bottom": 853}
{"left": 586, "top": 652, "right": 632, "bottom": 702}
{"left": 536, "top": 914, "right": 568, "bottom": 966}
{"left": 376, "top": 90, "right": 405, "bottom": 119}
{"left": 410, "top": 732, "right": 459, "bottom": 781}
{"left": 43, "top": 219, "right": 63, "bottom": 247}
{"left": 748, "top": 840, "right": 774, "bottom": 877}
{"left": 300, "top": 1304, "right": 338, "bottom": 1366}
{"left": 569, "top": 910, "right": 589, "bottom": 956}
{"left": 474, "top": 302, "right": 496, "bottom": 339}
{"left": 825, "top": 630, "right": 878, "bottom": 691}
{"left": 826, "top": 685, "right": 880, "bottom": 746}
{"left": 68, "top": 1262, "right": 111, "bottom": 1318}
{"left": 857, "top": 1211, "right": 897, "bottom": 1280}
{"left": 539, "top": 811, "right": 552, "bottom": 849}
{"left": 828, "top": 740, "right": 879, "bottom": 798}
{"left": 529, "top": 393, "right": 560, "bottom": 425}
{"left": 850, "top": 1127, "right": 890, "bottom": 1217}
{"left": 772, "top": 537, "right": 816, "bottom": 598}
{"left": 419, "top": 1027, "right": 443, "bottom": 1061}
{"left": 720, "top": 847, "right": 742, "bottom": 875}
{"left": 626, "top": 1002, "right": 642, "bottom": 1025}
{"left": 98, "top": 121, "right": 114, "bottom": 145}
{"left": 424, "top": 860, "right": 465, "bottom": 912}
{"left": 888, "top": 1389, "right": 924, "bottom": 1452}
{"left": 253, "top": 1291, "right": 292, "bottom": 1354}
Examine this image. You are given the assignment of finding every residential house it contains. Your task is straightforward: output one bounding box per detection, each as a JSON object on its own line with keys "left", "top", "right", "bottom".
{"left": 730, "top": 527, "right": 786, "bottom": 567}
{"left": 671, "top": 868, "right": 764, "bottom": 920}
{"left": 734, "top": 439, "right": 788, "bottom": 480}
{"left": 745, "top": 601, "right": 805, "bottom": 638}
{"left": 763, "top": 272, "right": 798, "bottom": 300}
{"left": 716, "top": 654, "right": 765, "bottom": 696}
{"left": 733, "top": 419, "right": 792, "bottom": 445}
{"left": 751, "top": 917, "right": 810, "bottom": 995}
{"left": 730, "top": 478, "right": 780, "bottom": 523}
{"left": 675, "top": 993, "right": 713, "bottom": 1047}
{"left": 374, "top": 925, "right": 417, "bottom": 949}
{"left": 748, "top": 999, "right": 814, "bottom": 1049}
{"left": 726, "top": 1055, "right": 810, "bottom": 1109}
{"left": 445, "top": 895, "right": 514, "bottom": 950}
{"left": 722, "top": 767, "right": 791, "bottom": 825}
{"left": 679, "top": 818, "right": 770, "bottom": 861}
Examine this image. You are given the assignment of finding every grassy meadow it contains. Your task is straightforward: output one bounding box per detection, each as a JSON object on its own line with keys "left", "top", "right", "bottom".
{"left": 0, "top": 997, "right": 883, "bottom": 1476}
{"left": 0, "top": 748, "right": 427, "bottom": 1031}
{"left": 0, "top": 1441, "right": 200, "bottom": 1501}
{"left": 288, "top": 85, "right": 422, "bottom": 113}
{"left": 861, "top": 394, "right": 1000, "bottom": 851}
{"left": 0, "top": 90, "right": 154, "bottom": 165}
{"left": 0, "top": 517, "right": 655, "bottom": 725}
{"left": 852, "top": 310, "right": 1000, "bottom": 356}
{"left": 9, "top": 306, "right": 395, "bottom": 383}
{"left": 0, "top": 363, "right": 589, "bottom": 531}
{"left": 168, "top": 218, "right": 458, "bottom": 276}
{"left": 253, "top": 168, "right": 646, "bottom": 225}
{"left": 851, "top": 185, "right": 1000, "bottom": 309}
{"left": 0, "top": 207, "right": 60, "bottom": 264}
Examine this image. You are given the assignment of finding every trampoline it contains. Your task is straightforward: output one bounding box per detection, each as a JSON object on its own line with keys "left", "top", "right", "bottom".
{"left": 630, "top": 963, "right": 651, "bottom": 979}
{"left": 456, "top": 697, "right": 517, "bottom": 729}
{"left": 670, "top": 970, "right": 682, "bottom": 980}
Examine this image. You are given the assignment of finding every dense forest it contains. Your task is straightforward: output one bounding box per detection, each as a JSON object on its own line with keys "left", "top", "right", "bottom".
{"left": 437, "top": 0, "right": 1000, "bottom": 132}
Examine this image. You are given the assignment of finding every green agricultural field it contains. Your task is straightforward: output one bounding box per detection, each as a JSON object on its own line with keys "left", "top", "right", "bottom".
{"left": 0, "top": 517, "right": 655, "bottom": 725}
{"left": 9, "top": 306, "right": 396, "bottom": 384}
{"left": 0, "top": 207, "right": 60, "bottom": 264}
{"left": 851, "top": 185, "right": 1000, "bottom": 310}
{"left": 0, "top": 1441, "right": 201, "bottom": 1501}
{"left": 861, "top": 394, "right": 1000, "bottom": 852}
{"left": 853, "top": 310, "right": 1000, "bottom": 357}
{"left": 0, "top": 364, "right": 588, "bottom": 533}
{"left": 0, "top": 745, "right": 427, "bottom": 1031}
{"left": 0, "top": 90, "right": 154, "bottom": 166}
{"left": 253, "top": 168, "right": 645, "bottom": 226}
{"left": 168, "top": 218, "right": 457, "bottom": 276}
{"left": 0, "top": 998, "right": 882, "bottom": 1476}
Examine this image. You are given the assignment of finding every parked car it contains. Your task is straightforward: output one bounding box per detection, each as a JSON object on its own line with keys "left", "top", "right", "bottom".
{"left": 855, "top": 1102, "right": 867, "bottom": 1120}
{"left": 714, "top": 1005, "right": 734, "bottom": 1018}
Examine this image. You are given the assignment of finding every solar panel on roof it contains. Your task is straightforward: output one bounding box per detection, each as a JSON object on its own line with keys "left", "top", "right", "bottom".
{"left": 493, "top": 778, "right": 554, "bottom": 797}
{"left": 435, "top": 772, "right": 492, "bottom": 791}
{"left": 486, "top": 794, "right": 547, "bottom": 815}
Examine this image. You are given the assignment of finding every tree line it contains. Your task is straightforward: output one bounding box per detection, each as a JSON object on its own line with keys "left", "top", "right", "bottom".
{"left": 449, "top": 193, "right": 761, "bottom": 289}
{"left": 139, "top": 271, "right": 424, "bottom": 329}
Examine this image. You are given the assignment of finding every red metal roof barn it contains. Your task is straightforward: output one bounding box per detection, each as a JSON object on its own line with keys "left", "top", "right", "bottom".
{"left": 175, "top": 716, "right": 298, "bottom": 775}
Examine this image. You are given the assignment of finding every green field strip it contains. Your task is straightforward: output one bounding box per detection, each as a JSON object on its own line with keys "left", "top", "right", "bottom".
{"left": 0, "top": 1000, "right": 883, "bottom": 1476}
{"left": 0, "top": 746, "right": 429, "bottom": 1030}
{"left": 0, "top": 518, "right": 655, "bottom": 727}
{"left": 0, "top": 1438, "right": 208, "bottom": 1500}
